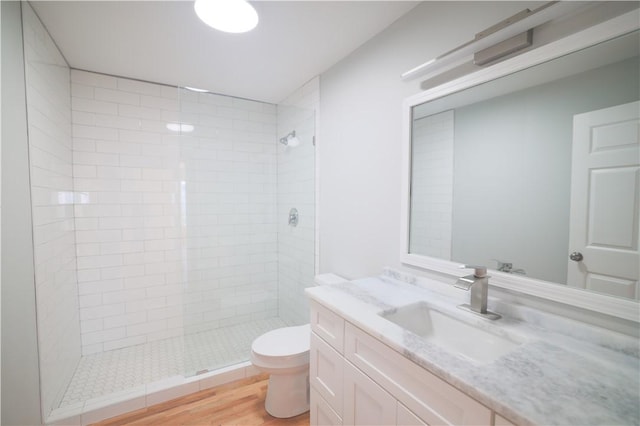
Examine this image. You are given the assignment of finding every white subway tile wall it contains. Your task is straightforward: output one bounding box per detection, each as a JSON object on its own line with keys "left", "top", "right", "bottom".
{"left": 179, "top": 87, "right": 279, "bottom": 338}
{"left": 22, "top": 3, "right": 81, "bottom": 418}
{"left": 409, "top": 110, "right": 454, "bottom": 259}
{"left": 71, "top": 72, "right": 280, "bottom": 357}
{"left": 276, "top": 77, "right": 319, "bottom": 325}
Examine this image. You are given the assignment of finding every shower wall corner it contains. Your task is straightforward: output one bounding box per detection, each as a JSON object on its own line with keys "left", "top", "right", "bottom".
{"left": 21, "top": 1, "right": 82, "bottom": 420}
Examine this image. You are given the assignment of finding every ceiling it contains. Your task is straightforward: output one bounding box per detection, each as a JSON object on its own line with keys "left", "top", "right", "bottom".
{"left": 30, "top": 1, "right": 419, "bottom": 104}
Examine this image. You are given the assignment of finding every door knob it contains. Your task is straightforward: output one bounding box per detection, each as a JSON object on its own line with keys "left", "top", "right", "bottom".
{"left": 569, "top": 252, "right": 583, "bottom": 262}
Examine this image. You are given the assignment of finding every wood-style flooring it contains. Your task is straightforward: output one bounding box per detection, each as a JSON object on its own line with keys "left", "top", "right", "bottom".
{"left": 92, "top": 374, "right": 310, "bottom": 426}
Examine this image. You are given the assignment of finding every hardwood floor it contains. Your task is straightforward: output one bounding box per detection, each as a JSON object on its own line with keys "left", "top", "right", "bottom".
{"left": 92, "top": 374, "right": 310, "bottom": 426}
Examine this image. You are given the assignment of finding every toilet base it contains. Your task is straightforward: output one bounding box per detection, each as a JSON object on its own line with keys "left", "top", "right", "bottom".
{"left": 264, "top": 369, "right": 310, "bottom": 418}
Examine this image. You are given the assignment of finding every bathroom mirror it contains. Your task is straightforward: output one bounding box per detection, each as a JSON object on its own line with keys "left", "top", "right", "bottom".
{"left": 401, "top": 11, "right": 640, "bottom": 321}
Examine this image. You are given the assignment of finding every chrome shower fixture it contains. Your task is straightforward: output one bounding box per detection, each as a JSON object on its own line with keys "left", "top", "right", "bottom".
{"left": 279, "top": 130, "right": 300, "bottom": 147}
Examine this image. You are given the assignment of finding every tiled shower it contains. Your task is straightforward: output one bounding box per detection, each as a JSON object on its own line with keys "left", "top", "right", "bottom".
{"left": 21, "top": 3, "right": 316, "bottom": 420}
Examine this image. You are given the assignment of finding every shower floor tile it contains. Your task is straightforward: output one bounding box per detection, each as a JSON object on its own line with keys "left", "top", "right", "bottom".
{"left": 59, "top": 317, "right": 288, "bottom": 409}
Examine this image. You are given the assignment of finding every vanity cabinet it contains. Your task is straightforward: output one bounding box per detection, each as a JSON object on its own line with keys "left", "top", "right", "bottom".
{"left": 310, "top": 387, "right": 342, "bottom": 426}
{"left": 345, "top": 322, "right": 491, "bottom": 425}
{"left": 397, "top": 402, "right": 428, "bottom": 425}
{"left": 310, "top": 300, "right": 514, "bottom": 426}
{"left": 310, "top": 332, "right": 343, "bottom": 415}
{"left": 494, "top": 414, "right": 517, "bottom": 426}
{"left": 310, "top": 299, "right": 344, "bottom": 352}
{"left": 343, "top": 361, "right": 397, "bottom": 425}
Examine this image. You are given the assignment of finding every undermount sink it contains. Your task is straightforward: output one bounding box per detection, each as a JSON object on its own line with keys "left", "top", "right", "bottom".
{"left": 380, "top": 302, "right": 521, "bottom": 364}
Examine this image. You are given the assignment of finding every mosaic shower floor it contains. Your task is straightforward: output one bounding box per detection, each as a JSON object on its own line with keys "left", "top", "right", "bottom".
{"left": 59, "top": 317, "right": 288, "bottom": 408}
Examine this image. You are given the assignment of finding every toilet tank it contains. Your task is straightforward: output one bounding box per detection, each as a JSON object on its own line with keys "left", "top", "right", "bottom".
{"left": 314, "top": 273, "right": 349, "bottom": 286}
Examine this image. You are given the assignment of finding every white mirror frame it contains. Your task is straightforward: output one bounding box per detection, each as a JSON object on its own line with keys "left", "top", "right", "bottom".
{"left": 401, "top": 10, "right": 640, "bottom": 323}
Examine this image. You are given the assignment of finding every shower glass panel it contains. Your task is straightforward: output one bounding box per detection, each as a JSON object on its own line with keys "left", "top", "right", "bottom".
{"left": 276, "top": 105, "right": 317, "bottom": 327}
{"left": 178, "top": 88, "right": 316, "bottom": 377}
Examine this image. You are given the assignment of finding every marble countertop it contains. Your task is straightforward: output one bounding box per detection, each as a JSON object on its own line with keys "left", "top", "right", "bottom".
{"left": 305, "top": 271, "right": 640, "bottom": 426}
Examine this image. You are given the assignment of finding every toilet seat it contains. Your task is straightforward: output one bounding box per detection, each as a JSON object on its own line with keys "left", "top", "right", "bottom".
{"left": 251, "top": 324, "right": 310, "bottom": 369}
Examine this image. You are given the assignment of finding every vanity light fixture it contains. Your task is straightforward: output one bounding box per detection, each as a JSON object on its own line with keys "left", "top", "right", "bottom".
{"left": 194, "top": 0, "right": 258, "bottom": 34}
{"left": 401, "top": 1, "right": 579, "bottom": 82}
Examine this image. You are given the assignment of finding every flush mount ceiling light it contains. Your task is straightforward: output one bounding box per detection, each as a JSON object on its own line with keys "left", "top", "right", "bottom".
{"left": 194, "top": 0, "right": 258, "bottom": 34}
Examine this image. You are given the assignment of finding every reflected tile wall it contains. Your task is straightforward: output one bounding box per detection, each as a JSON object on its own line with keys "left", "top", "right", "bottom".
{"left": 409, "top": 110, "right": 454, "bottom": 259}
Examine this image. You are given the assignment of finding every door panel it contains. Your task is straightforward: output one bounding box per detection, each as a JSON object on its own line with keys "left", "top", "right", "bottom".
{"left": 568, "top": 101, "right": 640, "bottom": 299}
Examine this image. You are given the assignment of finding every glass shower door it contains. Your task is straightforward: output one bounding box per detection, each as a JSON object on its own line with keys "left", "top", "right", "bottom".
{"left": 276, "top": 105, "right": 317, "bottom": 327}
{"left": 178, "top": 88, "right": 288, "bottom": 377}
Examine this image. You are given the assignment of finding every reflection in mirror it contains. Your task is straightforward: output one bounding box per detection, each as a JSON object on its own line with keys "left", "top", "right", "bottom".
{"left": 408, "top": 31, "right": 639, "bottom": 300}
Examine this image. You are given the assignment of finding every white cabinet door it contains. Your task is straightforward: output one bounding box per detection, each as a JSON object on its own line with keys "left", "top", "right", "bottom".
{"left": 494, "top": 413, "right": 516, "bottom": 426}
{"left": 343, "top": 361, "right": 396, "bottom": 426}
{"left": 310, "top": 332, "right": 344, "bottom": 416}
{"left": 344, "top": 323, "right": 491, "bottom": 425}
{"left": 397, "top": 402, "right": 428, "bottom": 426}
{"left": 311, "top": 387, "right": 342, "bottom": 426}
{"left": 568, "top": 101, "right": 640, "bottom": 298}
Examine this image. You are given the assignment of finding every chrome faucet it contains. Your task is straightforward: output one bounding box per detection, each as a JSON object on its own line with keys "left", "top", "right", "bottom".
{"left": 454, "top": 265, "right": 501, "bottom": 320}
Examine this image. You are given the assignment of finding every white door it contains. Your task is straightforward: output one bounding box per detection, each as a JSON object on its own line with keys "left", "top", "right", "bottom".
{"left": 567, "top": 101, "right": 639, "bottom": 299}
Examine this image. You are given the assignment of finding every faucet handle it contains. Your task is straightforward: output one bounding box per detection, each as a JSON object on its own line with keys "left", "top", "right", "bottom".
{"left": 460, "top": 264, "right": 488, "bottom": 278}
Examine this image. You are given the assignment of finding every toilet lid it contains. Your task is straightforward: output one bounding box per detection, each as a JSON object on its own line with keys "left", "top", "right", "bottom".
{"left": 252, "top": 324, "right": 310, "bottom": 357}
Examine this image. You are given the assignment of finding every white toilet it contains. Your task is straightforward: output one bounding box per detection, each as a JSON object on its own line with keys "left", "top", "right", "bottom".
{"left": 250, "top": 273, "right": 348, "bottom": 418}
{"left": 251, "top": 324, "right": 311, "bottom": 418}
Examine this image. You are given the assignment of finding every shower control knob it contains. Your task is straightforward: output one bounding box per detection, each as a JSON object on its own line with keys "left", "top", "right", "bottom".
{"left": 569, "top": 251, "right": 583, "bottom": 262}
{"left": 288, "top": 208, "right": 299, "bottom": 227}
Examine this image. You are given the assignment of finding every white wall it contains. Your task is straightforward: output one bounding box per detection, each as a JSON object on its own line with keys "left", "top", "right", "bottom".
{"left": 22, "top": 3, "right": 81, "bottom": 417}
{"left": 0, "top": 3, "right": 3, "bottom": 419}
{"left": 318, "top": 1, "right": 538, "bottom": 278}
{"left": 1, "top": 2, "right": 43, "bottom": 424}
{"left": 277, "top": 77, "right": 318, "bottom": 325}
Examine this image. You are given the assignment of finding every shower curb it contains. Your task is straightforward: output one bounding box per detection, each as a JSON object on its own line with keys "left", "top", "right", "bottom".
{"left": 45, "top": 361, "right": 260, "bottom": 425}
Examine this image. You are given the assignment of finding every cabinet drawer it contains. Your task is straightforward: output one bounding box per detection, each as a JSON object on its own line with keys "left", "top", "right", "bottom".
{"left": 310, "top": 332, "right": 344, "bottom": 416}
{"left": 311, "top": 387, "right": 342, "bottom": 426}
{"left": 310, "top": 301, "right": 345, "bottom": 353}
{"left": 345, "top": 323, "right": 492, "bottom": 426}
